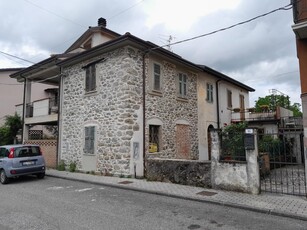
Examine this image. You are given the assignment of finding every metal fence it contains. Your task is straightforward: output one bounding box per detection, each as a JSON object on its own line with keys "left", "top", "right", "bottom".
{"left": 259, "top": 131, "right": 306, "bottom": 196}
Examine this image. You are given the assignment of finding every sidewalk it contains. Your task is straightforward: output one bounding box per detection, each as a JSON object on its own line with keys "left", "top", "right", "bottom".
{"left": 46, "top": 169, "right": 307, "bottom": 221}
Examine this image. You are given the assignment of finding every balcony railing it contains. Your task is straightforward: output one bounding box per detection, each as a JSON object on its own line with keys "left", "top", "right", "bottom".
{"left": 25, "top": 97, "right": 58, "bottom": 118}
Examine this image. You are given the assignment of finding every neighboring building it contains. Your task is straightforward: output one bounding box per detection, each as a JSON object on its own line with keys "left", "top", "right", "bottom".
{"left": 0, "top": 68, "right": 24, "bottom": 125}
{"left": 0, "top": 68, "right": 53, "bottom": 126}
{"left": 292, "top": 0, "right": 307, "bottom": 167}
{"left": 11, "top": 18, "right": 254, "bottom": 177}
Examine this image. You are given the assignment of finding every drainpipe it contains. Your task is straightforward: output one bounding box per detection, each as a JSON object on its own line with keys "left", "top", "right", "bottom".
{"left": 56, "top": 67, "right": 63, "bottom": 168}
{"left": 142, "top": 50, "right": 149, "bottom": 177}
{"left": 21, "top": 75, "right": 26, "bottom": 143}
{"left": 216, "top": 79, "right": 222, "bottom": 129}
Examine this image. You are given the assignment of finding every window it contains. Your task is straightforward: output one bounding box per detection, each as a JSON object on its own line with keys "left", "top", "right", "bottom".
{"left": 206, "top": 83, "right": 213, "bottom": 103}
{"left": 149, "top": 125, "right": 160, "bottom": 153}
{"left": 84, "top": 126, "right": 95, "bottom": 154}
{"left": 178, "top": 73, "right": 187, "bottom": 98}
{"left": 85, "top": 64, "right": 96, "bottom": 92}
{"left": 153, "top": 63, "right": 161, "bottom": 91}
{"left": 227, "top": 90, "right": 232, "bottom": 108}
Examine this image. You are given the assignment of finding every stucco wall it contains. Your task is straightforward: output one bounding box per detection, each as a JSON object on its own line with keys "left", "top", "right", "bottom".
{"left": 210, "top": 129, "right": 260, "bottom": 194}
{"left": 218, "top": 81, "right": 250, "bottom": 127}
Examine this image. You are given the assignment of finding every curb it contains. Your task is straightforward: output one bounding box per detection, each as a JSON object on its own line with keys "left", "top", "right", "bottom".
{"left": 46, "top": 173, "right": 307, "bottom": 222}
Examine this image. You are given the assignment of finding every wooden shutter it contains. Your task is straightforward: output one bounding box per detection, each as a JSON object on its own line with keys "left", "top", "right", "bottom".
{"left": 85, "top": 126, "right": 95, "bottom": 154}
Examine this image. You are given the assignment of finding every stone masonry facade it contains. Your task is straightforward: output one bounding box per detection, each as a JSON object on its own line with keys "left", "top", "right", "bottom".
{"left": 61, "top": 47, "right": 143, "bottom": 175}
{"left": 145, "top": 56, "right": 199, "bottom": 160}
{"left": 60, "top": 45, "right": 199, "bottom": 176}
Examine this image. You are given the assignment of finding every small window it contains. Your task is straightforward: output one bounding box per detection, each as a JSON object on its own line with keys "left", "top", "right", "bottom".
{"left": 178, "top": 73, "right": 187, "bottom": 98}
{"left": 0, "top": 148, "right": 6, "bottom": 158}
{"left": 85, "top": 65, "right": 96, "bottom": 92}
{"left": 153, "top": 63, "right": 161, "bottom": 91}
{"left": 84, "top": 126, "right": 96, "bottom": 154}
{"left": 149, "top": 125, "right": 160, "bottom": 153}
{"left": 227, "top": 90, "right": 232, "bottom": 108}
{"left": 206, "top": 83, "right": 213, "bottom": 103}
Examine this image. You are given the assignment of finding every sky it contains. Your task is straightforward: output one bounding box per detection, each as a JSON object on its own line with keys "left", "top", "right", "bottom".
{"left": 0, "top": 0, "right": 300, "bottom": 107}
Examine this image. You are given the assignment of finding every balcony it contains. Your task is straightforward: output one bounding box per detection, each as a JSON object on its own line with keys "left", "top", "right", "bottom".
{"left": 231, "top": 106, "right": 295, "bottom": 124}
{"left": 292, "top": 0, "right": 307, "bottom": 38}
{"left": 16, "top": 97, "right": 58, "bottom": 125}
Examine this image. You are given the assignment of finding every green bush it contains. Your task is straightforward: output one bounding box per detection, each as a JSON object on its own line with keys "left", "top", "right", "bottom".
{"left": 57, "top": 160, "right": 66, "bottom": 171}
{"left": 69, "top": 162, "right": 77, "bottom": 172}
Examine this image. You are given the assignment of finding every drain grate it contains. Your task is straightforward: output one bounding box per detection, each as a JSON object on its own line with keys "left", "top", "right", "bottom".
{"left": 196, "top": 191, "right": 217, "bottom": 196}
{"left": 118, "top": 181, "right": 133, "bottom": 185}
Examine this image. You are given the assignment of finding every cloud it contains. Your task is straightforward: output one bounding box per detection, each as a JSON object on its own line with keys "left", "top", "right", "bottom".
{"left": 0, "top": 0, "right": 301, "bottom": 105}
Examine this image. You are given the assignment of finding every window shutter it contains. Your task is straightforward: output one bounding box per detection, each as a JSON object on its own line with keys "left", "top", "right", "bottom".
{"left": 89, "top": 126, "right": 95, "bottom": 154}
{"left": 90, "top": 65, "right": 96, "bottom": 91}
{"left": 85, "top": 68, "right": 90, "bottom": 92}
{"left": 153, "top": 63, "right": 160, "bottom": 91}
{"left": 85, "top": 126, "right": 90, "bottom": 152}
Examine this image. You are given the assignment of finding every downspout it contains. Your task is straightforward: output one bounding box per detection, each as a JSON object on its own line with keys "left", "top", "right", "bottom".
{"left": 142, "top": 50, "right": 149, "bottom": 177}
{"left": 56, "top": 67, "right": 63, "bottom": 168}
{"left": 21, "top": 75, "right": 26, "bottom": 143}
{"left": 216, "top": 79, "right": 222, "bottom": 129}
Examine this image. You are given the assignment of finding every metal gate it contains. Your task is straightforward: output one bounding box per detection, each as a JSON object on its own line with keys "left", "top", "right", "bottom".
{"left": 259, "top": 130, "right": 306, "bottom": 196}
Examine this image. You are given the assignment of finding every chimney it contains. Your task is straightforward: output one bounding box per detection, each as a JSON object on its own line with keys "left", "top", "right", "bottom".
{"left": 98, "top": 17, "right": 107, "bottom": 27}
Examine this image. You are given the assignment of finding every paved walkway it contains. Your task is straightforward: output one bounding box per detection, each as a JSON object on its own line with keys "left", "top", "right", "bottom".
{"left": 46, "top": 169, "right": 307, "bottom": 221}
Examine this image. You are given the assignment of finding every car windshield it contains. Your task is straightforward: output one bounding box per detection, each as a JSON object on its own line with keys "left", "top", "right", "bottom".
{"left": 14, "top": 146, "right": 41, "bottom": 158}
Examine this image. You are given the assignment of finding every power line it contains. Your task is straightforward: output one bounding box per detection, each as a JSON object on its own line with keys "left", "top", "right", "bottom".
{"left": 23, "top": 0, "right": 85, "bottom": 28}
{"left": 108, "top": 0, "right": 145, "bottom": 20}
{"left": 150, "top": 3, "right": 293, "bottom": 51}
{"left": 0, "top": 50, "right": 35, "bottom": 64}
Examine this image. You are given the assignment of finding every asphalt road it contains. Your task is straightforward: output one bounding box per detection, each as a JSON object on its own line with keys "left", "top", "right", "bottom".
{"left": 0, "top": 176, "right": 306, "bottom": 230}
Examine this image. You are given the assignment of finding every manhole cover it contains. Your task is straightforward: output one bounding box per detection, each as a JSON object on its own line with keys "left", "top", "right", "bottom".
{"left": 118, "top": 181, "right": 133, "bottom": 184}
{"left": 196, "top": 191, "right": 217, "bottom": 196}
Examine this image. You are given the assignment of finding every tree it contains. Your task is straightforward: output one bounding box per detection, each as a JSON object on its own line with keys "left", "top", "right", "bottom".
{"left": 0, "top": 113, "right": 22, "bottom": 145}
{"left": 254, "top": 94, "right": 302, "bottom": 117}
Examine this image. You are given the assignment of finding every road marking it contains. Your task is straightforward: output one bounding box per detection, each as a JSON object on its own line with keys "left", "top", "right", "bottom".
{"left": 47, "top": 186, "right": 64, "bottom": 190}
{"left": 75, "top": 188, "right": 93, "bottom": 192}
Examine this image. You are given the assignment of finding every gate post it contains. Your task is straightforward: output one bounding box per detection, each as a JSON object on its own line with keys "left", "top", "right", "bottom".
{"left": 245, "top": 128, "right": 260, "bottom": 195}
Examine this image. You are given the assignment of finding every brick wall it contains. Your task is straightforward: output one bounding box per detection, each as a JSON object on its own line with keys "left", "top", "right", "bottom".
{"left": 24, "top": 140, "right": 57, "bottom": 168}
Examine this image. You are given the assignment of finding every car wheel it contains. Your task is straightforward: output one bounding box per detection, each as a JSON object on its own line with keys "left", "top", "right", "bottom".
{"left": 0, "top": 170, "right": 9, "bottom": 184}
{"left": 37, "top": 173, "right": 45, "bottom": 179}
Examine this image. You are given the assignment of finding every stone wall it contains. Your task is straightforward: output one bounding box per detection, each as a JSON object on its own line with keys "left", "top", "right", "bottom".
{"left": 146, "top": 158, "right": 211, "bottom": 187}
{"left": 60, "top": 47, "right": 143, "bottom": 176}
{"left": 145, "top": 56, "right": 199, "bottom": 160}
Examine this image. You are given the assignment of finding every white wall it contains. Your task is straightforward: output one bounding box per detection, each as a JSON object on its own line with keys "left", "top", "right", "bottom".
{"left": 0, "top": 69, "right": 54, "bottom": 125}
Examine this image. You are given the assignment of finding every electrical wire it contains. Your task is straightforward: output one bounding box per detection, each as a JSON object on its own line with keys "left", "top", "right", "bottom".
{"left": 0, "top": 50, "right": 35, "bottom": 64}
{"left": 108, "top": 0, "right": 145, "bottom": 20}
{"left": 23, "top": 0, "right": 85, "bottom": 28}
{"left": 149, "top": 3, "right": 293, "bottom": 51}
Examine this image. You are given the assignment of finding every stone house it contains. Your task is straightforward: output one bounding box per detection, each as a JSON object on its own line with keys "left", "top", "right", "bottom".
{"left": 11, "top": 18, "right": 254, "bottom": 178}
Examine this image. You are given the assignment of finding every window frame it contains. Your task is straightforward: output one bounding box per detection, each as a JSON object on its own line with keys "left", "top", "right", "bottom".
{"left": 149, "top": 125, "right": 161, "bottom": 153}
{"left": 85, "top": 64, "right": 96, "bottom": 93}
{"left": 227, "top": 89, "right": 232, "bottom": 108}
{"left": 206, "top": 83, "right": 214, "bottom": 103}
{"left": 178, "top": 72, "right": 188, "bottom": 98}
{"left": 152, "top": 62, "right": 162, "bottom": 92}
{"left": 84, "top": 126, "right": 96, "bottom": 155}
